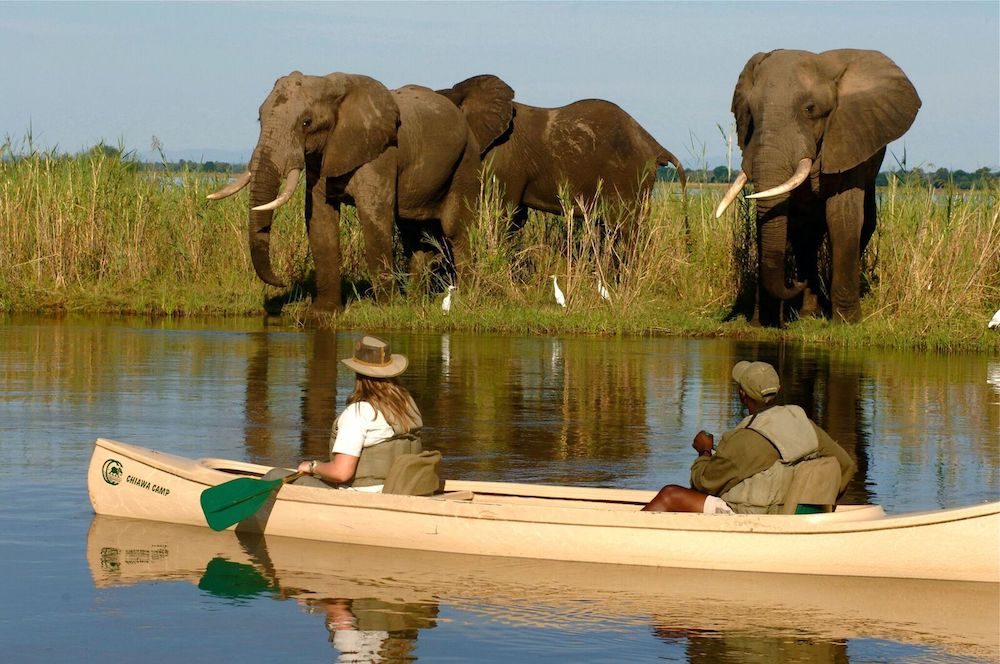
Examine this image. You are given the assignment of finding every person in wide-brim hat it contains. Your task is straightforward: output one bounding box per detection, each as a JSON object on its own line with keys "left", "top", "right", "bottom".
{"left": 341, "top": 335, "right": 409, "bottom": 378}
{"left": 296, "top": 335, "right": 423, "bottom": 492}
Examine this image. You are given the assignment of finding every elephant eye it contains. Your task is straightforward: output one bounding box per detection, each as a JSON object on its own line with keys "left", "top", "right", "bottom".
{"left": 804, "top": 103, "right": 816, "bottom": 116}
{"left": 302, "top": 118, "right": 312, "bottom": 129}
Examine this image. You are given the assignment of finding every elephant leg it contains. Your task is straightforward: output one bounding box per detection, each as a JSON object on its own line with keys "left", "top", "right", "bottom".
{"left": 791, "top": 203, "right": 827, "bottom": 319}
{"left": 349, "top": 160, "right": 397, "bottom": 302}
{"left": 826, "top": 188, "right": 865, "bottom": 323}
{"left": 438, "top": 145, "right": 479, "bottom": 286}
{"left": 397, "top": 221, "right": 443, "bottom": 296}
{"left": 859, "top": 149, "right": 884, "bottom": 254}
{"left": 308, "top": 181, "right": 343, "bottom": 313}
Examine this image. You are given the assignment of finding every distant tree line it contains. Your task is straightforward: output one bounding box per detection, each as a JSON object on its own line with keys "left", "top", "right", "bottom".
{"left": 140, "top": 159, "right": 249, "bottom": 174}
{"left": 9, "top": 142, "right": 995, "bottom": 189}
{"left": 658, "top": 165, "right": 999, "bottom": 189}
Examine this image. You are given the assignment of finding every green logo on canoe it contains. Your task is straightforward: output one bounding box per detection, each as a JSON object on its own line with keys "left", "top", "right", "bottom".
{"left": 102, "top": 459, "right": 123, "bottom": 486}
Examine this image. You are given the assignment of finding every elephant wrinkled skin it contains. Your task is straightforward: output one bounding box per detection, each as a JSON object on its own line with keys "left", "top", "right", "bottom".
{"left": 716, "top": 49, "right": 920, "bottom": 325}
{"left": 209, "top": 71, "right": 489, "bottom": 313}
{"left": 438, "top": 75, "right": 686, "bottom": 226}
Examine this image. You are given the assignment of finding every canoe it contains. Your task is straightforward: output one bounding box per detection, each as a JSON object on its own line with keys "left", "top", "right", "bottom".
{"left": 87, "top": 437, "right": 1000, "bottom": 583}
{"left": 86, "top": 515, "right": 1000, "bottom": 660}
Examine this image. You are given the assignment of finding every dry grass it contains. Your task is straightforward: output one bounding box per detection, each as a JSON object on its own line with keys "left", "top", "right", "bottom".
{"left": 1, "top": 142, "right": 996, "bottom": 350}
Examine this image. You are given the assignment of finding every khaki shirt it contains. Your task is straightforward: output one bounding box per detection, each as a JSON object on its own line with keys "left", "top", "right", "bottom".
{"left": 690, "top": 412, "right": 855, "bottom": 499}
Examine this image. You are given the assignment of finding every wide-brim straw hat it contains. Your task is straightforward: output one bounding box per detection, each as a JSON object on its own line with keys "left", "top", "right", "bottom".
{"left": 341, "top": 335, "right": 409, "bottom": 378}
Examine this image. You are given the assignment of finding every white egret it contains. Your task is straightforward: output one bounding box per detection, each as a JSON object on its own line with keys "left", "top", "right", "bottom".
{"left": 597, "top": 277, "right": 611, "bottom": 303}
{"left": 989, "top": 309, "right": 1000, "bottom": 329}
{"left": 550, "top": 275, "right": 566, "bottom": 308}
{"left": 441, "top": 285, "right": 456, "bottom": 315}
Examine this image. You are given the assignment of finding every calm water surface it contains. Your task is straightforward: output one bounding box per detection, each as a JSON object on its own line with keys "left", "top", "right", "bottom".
{"left": 1, "top": 315, "right": 997, "bottom": 663}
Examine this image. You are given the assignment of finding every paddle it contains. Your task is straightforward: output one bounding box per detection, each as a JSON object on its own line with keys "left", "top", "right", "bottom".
{"left": 200, "top": 471, "right": 304, "bottom": 531}
{"left": 197, "top": 556, "right": 275, "bottom": 599}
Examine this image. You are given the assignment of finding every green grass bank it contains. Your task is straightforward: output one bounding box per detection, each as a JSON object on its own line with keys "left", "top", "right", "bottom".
{"left": 1, "top": 146, "right": 998, "bottom": 352}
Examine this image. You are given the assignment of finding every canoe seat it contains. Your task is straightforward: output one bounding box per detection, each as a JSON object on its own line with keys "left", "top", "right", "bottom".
{"left": 431, "top": 490, "right": 475, "bottom": 501}
{"left": 781, "top": 456, "right": 841, "bottom": 515}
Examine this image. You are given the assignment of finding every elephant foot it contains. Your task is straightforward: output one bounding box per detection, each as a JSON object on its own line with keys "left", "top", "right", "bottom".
{"left": 798, "top": 289, "right": 824, "bottom": 319}
{"left": 310, "top": 297, "right": 344, "bottom": 315}
{"left": 832, "top": 306, "right": 862, "bottom": 324}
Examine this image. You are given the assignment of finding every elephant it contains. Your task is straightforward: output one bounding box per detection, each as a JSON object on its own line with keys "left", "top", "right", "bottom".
{"left": 208, "top": 71, "right": 495, "bottom": 313}
{"left": 436, "top": 75, "right": 686, "bottom": 227}
{"left": 715, "top": 49, "right": 921, "bottom": 325}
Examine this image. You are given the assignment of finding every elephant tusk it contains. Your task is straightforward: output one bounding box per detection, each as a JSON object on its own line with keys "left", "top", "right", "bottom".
{"left": 714, "top": 171, "right": 749, "bottom": 218}
{"left": 206, "top": 170, "right": 252, "bottom": 200}
{"left": 746, "top": 158, "right": 812, "bottom": 200}
{"left": 251, "top": 168, "right": 303, "bottom": 211}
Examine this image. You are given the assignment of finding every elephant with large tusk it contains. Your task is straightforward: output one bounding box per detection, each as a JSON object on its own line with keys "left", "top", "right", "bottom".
{"left": 436, "top": 75, "right": 687, "bottom": 229}
{"left": 208, "top": 71, "right": 496, "bottom": 313}
{"left": 716, "top": 49, "right": 920, "bottom": 326}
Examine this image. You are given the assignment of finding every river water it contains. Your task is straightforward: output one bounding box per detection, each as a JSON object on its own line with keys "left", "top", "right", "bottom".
{"left": 1, "top": 315, "right": 997, "bottom": 663}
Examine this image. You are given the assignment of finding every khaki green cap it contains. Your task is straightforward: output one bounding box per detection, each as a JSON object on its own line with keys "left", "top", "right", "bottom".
{"left": 732, "top": 360, "right": 780, "bottom": 402}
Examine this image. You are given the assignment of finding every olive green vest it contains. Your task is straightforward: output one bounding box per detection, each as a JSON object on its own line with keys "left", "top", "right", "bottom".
{"left": 720, "top": 405, "right": 820, "bottom": 514}
{"left": 350, "top": 433, "right": 422, "bottom": 488}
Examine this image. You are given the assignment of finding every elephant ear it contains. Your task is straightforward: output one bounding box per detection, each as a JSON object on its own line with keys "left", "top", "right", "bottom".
{"left": 324, "top": 74, "right": 400, "bottom": 178}
{"left": 820, "top": 49, "right": 921, "bottom": 174}
{"left": 732, "top": 52, "right": 771, "bottom": 152}
{"left": 437, "top": 75, "right": 514, "bottom": 155}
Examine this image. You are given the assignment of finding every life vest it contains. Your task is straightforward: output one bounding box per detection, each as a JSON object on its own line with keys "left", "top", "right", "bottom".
{"left": 719, "top": 405, "right": 820, "bottom": 514}
{"left": 350, "top": 432, "right": 423, "bottom": 488}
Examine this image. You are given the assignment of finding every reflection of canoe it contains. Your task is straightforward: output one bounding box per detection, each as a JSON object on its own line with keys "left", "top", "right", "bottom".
{"left": 87, "top": 515, "right": 1000, "bottom": 660}
{"left": 88, "top": 438, "right": 1000, "bottom": 582}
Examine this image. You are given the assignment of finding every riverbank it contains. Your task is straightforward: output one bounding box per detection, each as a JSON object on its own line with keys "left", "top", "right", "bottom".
{"left": 1, "top": 149, "right": 997, "bottom": 352}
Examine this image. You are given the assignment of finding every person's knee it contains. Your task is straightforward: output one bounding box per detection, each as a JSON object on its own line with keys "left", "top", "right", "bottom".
{"left": 643, "top": 484, "right": 685, "bottom": 512}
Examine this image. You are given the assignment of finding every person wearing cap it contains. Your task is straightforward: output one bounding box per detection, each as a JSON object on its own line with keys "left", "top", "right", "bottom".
{"left": 642, "top": 360, "right": 855, "bottom": 514}
{"left": 295, "top": 335, "right": 424, "bottom": 492}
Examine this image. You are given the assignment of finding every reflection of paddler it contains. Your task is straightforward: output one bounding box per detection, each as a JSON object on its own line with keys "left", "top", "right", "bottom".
{"left": 86, "top": 516, "right": 999, "bottom": 661}
{"left": 652, "top": 624, "right": 847, "bottom": 664}
{"left": 306, "top": 596, "right": 438, "bottom": 663}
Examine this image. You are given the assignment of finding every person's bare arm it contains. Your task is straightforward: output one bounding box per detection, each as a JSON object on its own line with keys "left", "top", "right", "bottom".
{"left": 298, "top": 453, "right": 359, "bottom": 483}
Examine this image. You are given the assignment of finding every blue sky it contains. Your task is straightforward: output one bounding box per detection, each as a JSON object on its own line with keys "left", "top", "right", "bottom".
{"left": 2, "top": 1, "right": 997, "bottom": 169}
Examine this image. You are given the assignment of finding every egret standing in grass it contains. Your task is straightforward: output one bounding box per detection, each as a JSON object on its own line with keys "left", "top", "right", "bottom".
{"left": 550, "top": 275, "right": 566, "bottom": 308}
{"left": 597, "top": 276, "right": 611, "bottom": 303}
{"left": 442, "top": 285, "right": 456, "bottom": 315}
{"left": 989, "top": 308, "right": 1000, "bottom": 329}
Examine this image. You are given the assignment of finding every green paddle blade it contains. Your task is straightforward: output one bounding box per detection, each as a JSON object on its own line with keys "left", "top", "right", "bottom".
{"left": 197, "top": 557, "right": 275, "bottom": 599}
{"left": 200, "top": 476, "right": 284, "bottom": 531}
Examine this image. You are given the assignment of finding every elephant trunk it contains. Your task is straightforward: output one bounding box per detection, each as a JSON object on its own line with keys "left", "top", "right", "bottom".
{"left": 247, "top": 149, "right": 286, "bottom": 288}
{"left": 748, "top": 158, "right": 812, "bottom": 200}
{"left": 757, "top": 198, "right": 806, "bottom": 301}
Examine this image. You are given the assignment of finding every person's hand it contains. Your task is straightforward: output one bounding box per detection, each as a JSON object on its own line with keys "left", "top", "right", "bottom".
{"left": 297, "top": 460, "right": 314, "bottom": 474}
{"left": 693, "top": 430, "right": 714, "bottom": 456}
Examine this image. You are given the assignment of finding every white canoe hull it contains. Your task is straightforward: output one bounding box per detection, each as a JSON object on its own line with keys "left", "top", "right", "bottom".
{"left": 87, "top": 438, "right": 1000, "bottom": 582}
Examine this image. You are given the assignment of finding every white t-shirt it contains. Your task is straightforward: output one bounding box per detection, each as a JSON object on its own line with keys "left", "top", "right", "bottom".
{"left": 332, "top": 401, "right": 396, "bottom": 456}
{"left": 332, "top": 402, "right": 396, "bottom": 492}
{"left": 332, "top": 628, "right": 389, "bottom": 663}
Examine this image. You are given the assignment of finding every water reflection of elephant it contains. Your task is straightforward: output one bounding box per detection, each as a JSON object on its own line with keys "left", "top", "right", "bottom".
{"left": 242, "top": 329, "right": 339, "bottom": 464}
{"left": 406, "top": 334, "right": 651, "bottom": 483}
{"left": 87, "top": 515, "right": 998, "bottom": 661}
{"left": 730, "top": 341, "right": 873, "bottom": 505}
